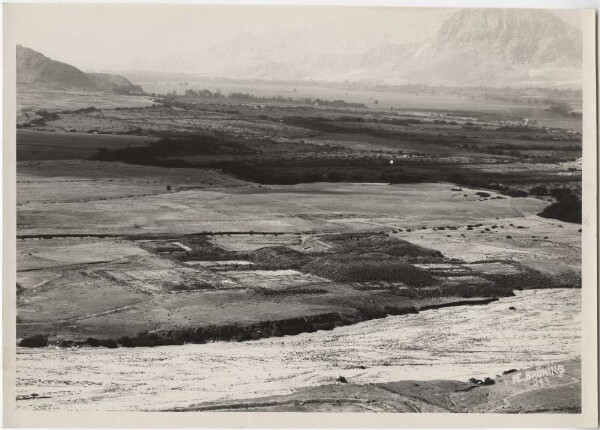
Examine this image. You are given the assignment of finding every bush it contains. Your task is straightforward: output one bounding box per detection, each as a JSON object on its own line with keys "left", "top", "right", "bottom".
{"left": 548, "top": 103, "right": 572, "bottom": 116}
{"left": 250, "top": 246, "right": 311, "bottom": 270}
{"left": 302, "top": 255, "right": 436, "bottom": 287}
{"left": 18, "top": 334, "right": 48, "bottom": 347}
{"left": 505, "top": 189, "right": 528, "bottom": 198}
{"left": 538, "top": 188, "right": 581, "bottom": 224}
{"left": 321, "top": 234, "right": 443, "bottom": 261}
{"left": 530, "top": 185, "right": 548, "bottom": 196}
{"left": 539, "top": 201, "right": 581, "bottom": 224}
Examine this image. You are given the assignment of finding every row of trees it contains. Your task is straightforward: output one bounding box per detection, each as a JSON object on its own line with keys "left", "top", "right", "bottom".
{"left": 158, "top": 88, "right": 366, "bottom": 108}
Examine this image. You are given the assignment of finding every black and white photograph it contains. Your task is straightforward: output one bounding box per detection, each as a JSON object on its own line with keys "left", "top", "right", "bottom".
{"left": 2, "top": 2, "right": 597, "bottom": 426}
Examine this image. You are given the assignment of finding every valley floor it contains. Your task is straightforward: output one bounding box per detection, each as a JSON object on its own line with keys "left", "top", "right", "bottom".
{"left": 14, "top": 90, "right": 583, "bottom": 413}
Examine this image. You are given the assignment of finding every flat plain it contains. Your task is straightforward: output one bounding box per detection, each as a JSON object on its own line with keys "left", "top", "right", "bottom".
{"left": 16, "top": 84, "right": 582, "bottom": 412}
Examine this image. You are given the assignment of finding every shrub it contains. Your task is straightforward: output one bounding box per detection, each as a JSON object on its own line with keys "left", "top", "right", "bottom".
{"left": 250, "top": 246, "right": 311, "bottom": 270}
{"left": 18, "top": 334, "right": 48, "bottom": 347}
{"left": 530, "top": 185, "right": 548, "bottom": 196}
{"left": 505, "top": 189, "right": 528, "bottom": 198}
{"left": 484, "top": 377, "right": 496, "bottom": 385}
{"left": 302, "top": 255, "right": 436, "bottom": 287}
{"left": 321, "top": 234, "right": 443, "bottom": 261}
{"left": 538, "top": 188, "right": 581, "bottom": 224}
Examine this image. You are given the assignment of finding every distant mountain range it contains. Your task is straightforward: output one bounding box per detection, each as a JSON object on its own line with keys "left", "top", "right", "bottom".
{"left": 17, "top": 9, "right": 583, "bottom": 90}
{"left": 17, "top": 45, "right": 144, "bottom": 94}
{"left": 400, "top": 9, "right": 582, "bottom": 87}
{"left": 153, "top": 8, "right": 581, "bottom": 88}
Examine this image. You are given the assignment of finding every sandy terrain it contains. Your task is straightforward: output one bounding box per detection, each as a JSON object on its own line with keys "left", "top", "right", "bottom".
{"left": 182, "top": 359, "right": 580, "bottom": 413}
{"left": 16, "top": 289, "right": 580, "bottom": 411}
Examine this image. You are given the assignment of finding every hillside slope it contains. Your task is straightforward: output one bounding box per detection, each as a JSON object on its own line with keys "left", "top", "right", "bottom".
{"left": 17, "top": 45, "right": 144, "bottom": 94}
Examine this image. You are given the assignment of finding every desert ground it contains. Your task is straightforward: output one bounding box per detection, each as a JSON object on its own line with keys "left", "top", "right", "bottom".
{"left": 15, "top": 84, "right": 582, "bottom": 412}
{"left": 17, "top": 289, "right": 580, "bottom": 411}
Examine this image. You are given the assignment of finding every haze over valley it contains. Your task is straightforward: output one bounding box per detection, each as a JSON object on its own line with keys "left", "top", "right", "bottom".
{"left": 16, "top": 7, "right": 582, "bottom": 89}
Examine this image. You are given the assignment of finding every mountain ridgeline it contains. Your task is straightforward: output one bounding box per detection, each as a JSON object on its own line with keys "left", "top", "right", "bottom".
{"left": 176, "top": 9, "right": 582, "bottom": 88}
{"left": 16, "top": 9, "right": 583, "bottom": 90}
{"left": 16, "top": 45, "right": 145, "bottom": 94}
{"left": 410, "top": 9, "right": 582, "bottom": 87}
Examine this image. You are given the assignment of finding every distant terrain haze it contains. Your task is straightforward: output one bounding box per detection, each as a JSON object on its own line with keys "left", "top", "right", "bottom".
{"left": 12, "top": 5, "right": 583, "bottom": 88}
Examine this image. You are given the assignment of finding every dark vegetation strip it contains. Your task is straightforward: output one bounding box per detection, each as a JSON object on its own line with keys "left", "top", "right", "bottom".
{"left": 17, "top": 231, "right": 313, "bottom": 240}
{"left": 538, "top": 194, "right": 582, "bottom": 224}
{"left": 419, "top": 298, "right": 498, "bottom": 311}
{"left": 91, "top": 133, "right": 582, "bottom": 223}
{"left": 17, "top": 298, "right": 498, "bottom": 349}
{"left": 280, "top": 116, "right": 581, "bottom": 149}
{"left": 91, "top": 134, "right": 580, "bottom": 190}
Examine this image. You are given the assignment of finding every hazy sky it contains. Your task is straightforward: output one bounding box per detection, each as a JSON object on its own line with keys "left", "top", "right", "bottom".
{"left": 7, "top": 4, "right": 582, "bottom": 73}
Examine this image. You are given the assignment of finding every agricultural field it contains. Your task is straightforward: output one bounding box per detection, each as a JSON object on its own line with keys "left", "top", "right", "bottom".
{"left": 16, "top": 89, "right": 581, "bottom": 207}
{"left": 17, "top": 175, "right": 581, "bottom": 346}
{"left": 16, "top": 130, "right": 157, "bottom": 161}
{"left": 17, "top": 83, "right": 154, "bottom": 115}
{"left": 17, "top": 160, "right": 246, "bottom": 205}
{"left": 15, "top": 86, "right": 583, "bottom": 413}
{"left": 19, "top": 180, "right": 551, "bottom": 235}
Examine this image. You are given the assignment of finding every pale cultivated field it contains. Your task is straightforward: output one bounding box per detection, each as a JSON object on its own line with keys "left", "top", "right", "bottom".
{"left": 211, "top": 234, "right": 333, "bottom": 253}
{"left": 18, "top": 180, "right": 549, "bottom": 236}
{"left": 16, "top": 237, "right": 166, "bottom": 272}
{"left": 17, "top": 86, "right": 154, "bottom": 112}
{"left": 18, "top": 160, "right": 246, "bottom": 205}
{"left": 222, "top": 270, "right": 328, "bottom": 291}
{"left": 399, "top": 215, "right": 581, "bottom": 274}
{"left": 29, "top": 106, "right": 310, "bottom": 138}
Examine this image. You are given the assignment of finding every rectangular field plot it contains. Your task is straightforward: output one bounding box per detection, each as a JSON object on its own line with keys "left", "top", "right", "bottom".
{"left": 220, "top": 270, "right": 329, "bottom": 291}
{"left": 104, "top": 268, "right": 240, "bottom": 292}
